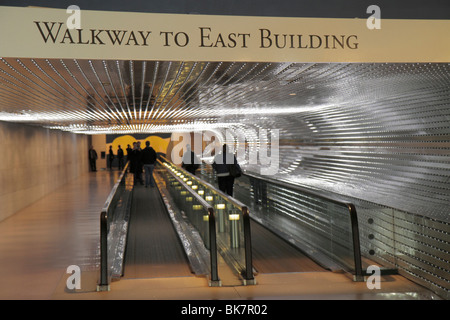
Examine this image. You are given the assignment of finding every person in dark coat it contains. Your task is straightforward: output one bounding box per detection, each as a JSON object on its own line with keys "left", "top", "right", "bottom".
{"left": 182, "top": 144, "right": 201, "bottom": 175}
{"left": 89, "top": 145, "right": 98, "bottom": 172}
{"left": 141, "top": 141, "right": 157, "bottom": 187}
{"left": 108, "top": 146, "right": 114, "bottom": 170}
{"left": 212, "top": 144, "right": 239, "bottom": 196}
{"left": 132, "top": 141, "right": 143, "bottom": 185}
{"left": 117, "top": 145, "right": 124, "bottom": 171}
{"left": 126, "top": 144, "right": 133, "bottom": 168}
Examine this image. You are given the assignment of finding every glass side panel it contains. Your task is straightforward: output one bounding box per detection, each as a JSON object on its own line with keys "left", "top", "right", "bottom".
{"left": 160, "top": 158, "right": 252, "bottom": 279}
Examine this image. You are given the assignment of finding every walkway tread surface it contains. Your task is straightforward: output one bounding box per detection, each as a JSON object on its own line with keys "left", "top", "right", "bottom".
{"left": 123, "top": 184, "right": 193, "bottom": 279}
{"left": 251, "top": 220, "right": 327, "bottom": 274}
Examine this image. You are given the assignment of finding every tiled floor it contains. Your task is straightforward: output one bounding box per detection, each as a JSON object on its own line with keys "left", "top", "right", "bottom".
{"left": 52, "top": 271, "right": 441, "bottom": 300}
{"left": 0, "top": 170, "right": 441, "bottom": 300}
{"left": 0, "top": 170, "right": 120, "bottom": 299}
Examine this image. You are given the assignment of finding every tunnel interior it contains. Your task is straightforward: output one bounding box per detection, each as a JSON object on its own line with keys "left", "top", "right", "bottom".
{"left": 1, "top": 59, "right": 448, "bottom": 219}
{"left": 0, "top": 58, "right": 449, "bottom": 297}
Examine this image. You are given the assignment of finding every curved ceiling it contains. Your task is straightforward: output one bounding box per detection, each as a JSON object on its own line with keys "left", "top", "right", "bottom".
{"left": 1, "top": 59, "right": 448, "bottom": 134}
{"left": 0, "top": 58, "right": 449, "bottom": 220}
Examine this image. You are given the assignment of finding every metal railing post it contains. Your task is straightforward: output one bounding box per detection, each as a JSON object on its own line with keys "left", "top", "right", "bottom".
{"left": 208, "top": 207, "right": 221, "bottom": 286}
{"left": 242, "top": 207, "right": 255, "bottom": 284}
{"left": 98, "top": 209, "right": 110, "bottom": 291}
{"left": 97, "top": 162, "right": 130, "bottom": 292}
{"left": 348, "top": 203, "right": 364, "bottom": 281}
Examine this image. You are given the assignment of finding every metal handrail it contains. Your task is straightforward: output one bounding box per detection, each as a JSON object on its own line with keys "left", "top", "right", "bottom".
{"left": 159, "top": 156, "right": 254, "bottom": 283}
{"left": 97, "top": 162, "right": 130, "bottom": 291}
{"left": 160, "top": 156, "right": 248, "bottom": 207}
{"left": 245, "top": 170, "right": 363, "bottom": 281}
{"left": 157, "top": 156, "right": 220, "bottom": 284}
{"left": 204, "top": 163, "right": 364, "bottom": 281}
{"left": 157, "top": 159, "right": 220, "bottom": 285}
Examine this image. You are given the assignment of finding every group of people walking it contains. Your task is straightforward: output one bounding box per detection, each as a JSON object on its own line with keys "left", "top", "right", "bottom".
{"left": 128, "top": 141, "right": 158, "bottom": 187}
{"left": 89, "top": 142, "right": 241, "bottom": 196}
{"left": 182, "top": 143, "right": 241, "bottom": 197}
{"left": 89, "top": 141, "right": 157, "bottom": 188}
{"left": 109, "top": 145, "right": 124, "bottom": 171}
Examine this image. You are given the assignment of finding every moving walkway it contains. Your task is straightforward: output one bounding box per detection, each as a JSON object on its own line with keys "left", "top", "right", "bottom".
{"left": 96, "top": 156, "right": 367, "bottom": 290}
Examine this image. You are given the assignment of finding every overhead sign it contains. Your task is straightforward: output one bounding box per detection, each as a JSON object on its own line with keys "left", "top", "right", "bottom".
{"left": 0, "top": 6, "right": 449, "bottom": 62}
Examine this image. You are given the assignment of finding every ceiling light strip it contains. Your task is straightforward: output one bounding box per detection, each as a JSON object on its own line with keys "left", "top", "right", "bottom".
{"left": 29, "top": 59, "right": 103, "bottom": 120}
{"left": 88, "top": 60, "right": 126, "bottom": 124}
{"left": 162, "top": 63, "right": 211, "bottom": 120}
{"left": 47, "top": 59, "right": 109, "bottom": 122}
{"left": 192, "top": 62, "right": 294, "bottom": 116}
{"left": 155, "top": 62, "right": 201, "bottom": 121}
{"left": 143, "top": 61, "right": 159, "bottom": 120}
{"left": 198, "top": 62, "right": 269, "bottom": 110}
{"left": 146, "top": 61, "right": 172, "bottom": 121}
{"left": 164, "top": 62, "right": 214, "bottom": 120}
{"left": 0, "top": 85, "right": 87, "bottom": 124}
{"left": 0, "top": 60, "right": 72, "bottom": 117}
{"left": 102, "top": 60, "right": 130, "bottom": 123}
{"left": 152, "top": 61, "right": 186, "bottom": 120}
{"left": 139, "top": 61, "right": 147, "bottom": 121}
{"left": 0, "top": 68, "right": 87, "bottom": 123}
{"left": 4, "top": 59, "right": 79, "bottom": 110}
{"left": 73, "top": 59, "right": 115, "bottom": 117}
{"left": 159, "top": 62, "right": 201, "bottom": 118}
{"left": 129, "top": 60, "right": 137, "bottom": 121}
{"left": 116, "top": 60, "right": 133, "bottom": 123}
{"left": 70, "top": 59, "right": 118, "bottom": 122}
{"left": 167, "top": 62, "right": 227, "bottom": 120}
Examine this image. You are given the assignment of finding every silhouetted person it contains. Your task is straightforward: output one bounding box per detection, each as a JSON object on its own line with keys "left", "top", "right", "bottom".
{"left": 89, "top": 145, "right": 98, "bottom": 172}
{"left": 126, "top": 144, "right": 132, "bottom": 162}
{"left": 132, "top": 141, "right": 144, "bottom": 185}
{"left": 117, "top": 145, "right": 124, "bottom": 171}
{"left": 108, "top": 146, "right": 114, "bottom": 170}
{"left": 212, "top": 144, "right": 240, "bottom": 196}
{"left": 182, "top": 144, "right": 200, "bottom": 175}
{"left": 141, "top": 141, "right": 157, "bottom": 187}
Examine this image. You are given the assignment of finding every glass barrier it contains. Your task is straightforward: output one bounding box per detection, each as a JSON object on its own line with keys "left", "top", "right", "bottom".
{"left": 157, "top": 160, "right": 220, "bottom": 286}
{"left": 200, "top": 163, "right": 363, "bottom": 281}
{"left": 159, "top": 157, "right": 255, "bottom": 285}
{"left": 98, "top": 162, "right": 133, "bottom": 291}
